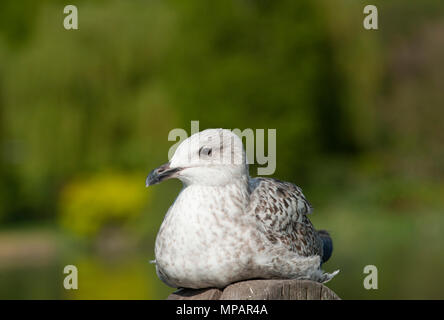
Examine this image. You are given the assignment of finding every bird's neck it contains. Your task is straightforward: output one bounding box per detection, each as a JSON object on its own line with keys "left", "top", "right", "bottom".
{"left": 180, "top": 176, "right": 251, "bottom": 210}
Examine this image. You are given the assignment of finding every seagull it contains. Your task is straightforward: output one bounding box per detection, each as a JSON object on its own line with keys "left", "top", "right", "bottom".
{"left": 146, "top": 129, "right": 339, "bottom": 289}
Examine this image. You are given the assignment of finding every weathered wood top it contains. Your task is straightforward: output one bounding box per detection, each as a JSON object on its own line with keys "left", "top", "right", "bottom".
{"left": 167, "top": 279, "right": 340, "bottom": 300}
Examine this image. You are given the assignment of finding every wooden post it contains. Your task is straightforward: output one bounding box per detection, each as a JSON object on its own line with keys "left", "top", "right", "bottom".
{"left": 167, "top": 279, "right": 340, "bottom": 300}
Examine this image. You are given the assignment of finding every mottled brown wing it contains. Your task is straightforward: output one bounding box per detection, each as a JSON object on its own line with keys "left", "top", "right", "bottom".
{"left": 247, "top": 177, "right": 323, "bottom": 258}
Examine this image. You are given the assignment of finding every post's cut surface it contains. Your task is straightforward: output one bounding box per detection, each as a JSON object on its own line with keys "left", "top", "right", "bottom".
{"left": 167, "top": 279, "right": 340, "bottom": 300}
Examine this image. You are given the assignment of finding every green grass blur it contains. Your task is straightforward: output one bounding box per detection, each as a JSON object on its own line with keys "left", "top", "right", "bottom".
{"left": 0, "top": 0, "right": 443, "bottom": 299}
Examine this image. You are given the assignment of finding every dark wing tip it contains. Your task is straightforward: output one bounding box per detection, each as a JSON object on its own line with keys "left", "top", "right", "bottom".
{"left": 318, "top": 229, "right": 333, "bottom": 264}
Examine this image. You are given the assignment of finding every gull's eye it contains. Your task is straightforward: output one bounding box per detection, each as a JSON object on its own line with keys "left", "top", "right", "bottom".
{"left": 199, "top": 146, "right": 212, "bottom": 157}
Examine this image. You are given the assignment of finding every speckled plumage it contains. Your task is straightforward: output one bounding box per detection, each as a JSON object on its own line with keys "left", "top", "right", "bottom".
{"left": 147, "top": 129, "right": 339, "bottom": 289}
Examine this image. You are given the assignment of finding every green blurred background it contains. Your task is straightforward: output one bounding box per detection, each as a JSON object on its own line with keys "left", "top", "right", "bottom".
{"left": 0, "top": 0, "right": 443, "bottom": 299}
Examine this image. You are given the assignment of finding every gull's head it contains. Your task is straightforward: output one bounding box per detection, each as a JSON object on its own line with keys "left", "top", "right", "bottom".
{"left": 146, "top": 129, "right": 248, "bottom": 187}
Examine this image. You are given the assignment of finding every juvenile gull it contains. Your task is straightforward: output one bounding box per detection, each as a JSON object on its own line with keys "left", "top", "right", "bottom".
{"left": 146, "top": 129, "right": 339, "bottom": 289}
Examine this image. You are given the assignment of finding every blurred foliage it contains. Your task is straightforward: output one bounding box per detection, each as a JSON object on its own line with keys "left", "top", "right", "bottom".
{"left": 0, "top": 0, "right": 382, "bottom": 223}
{"left": 58, "top": 172, "right": 148, "bottom": 237}
{"left": 0, "top": 0, "right": 443, "bottom": 299}
{"left": 64, "top": 256, "right": 157, "bottom": 300}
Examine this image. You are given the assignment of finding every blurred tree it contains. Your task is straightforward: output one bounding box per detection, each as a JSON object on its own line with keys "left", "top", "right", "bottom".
{"left": 0, "top": 0, "right": 382, "bottom": 222}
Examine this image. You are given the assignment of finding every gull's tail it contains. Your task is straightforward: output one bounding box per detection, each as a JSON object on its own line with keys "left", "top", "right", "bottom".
{"left": 318, "top": 230, "right": 333, "bottom": 264}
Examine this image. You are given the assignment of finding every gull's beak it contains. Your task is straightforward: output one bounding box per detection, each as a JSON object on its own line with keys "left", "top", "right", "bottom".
{"left": 146, "top": 162, "right": 181, "bottom": 187}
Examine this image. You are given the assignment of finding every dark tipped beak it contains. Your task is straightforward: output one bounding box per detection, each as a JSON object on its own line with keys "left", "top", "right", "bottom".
{"left": 146, "top": 162, "right": 181, "bottom": 187}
